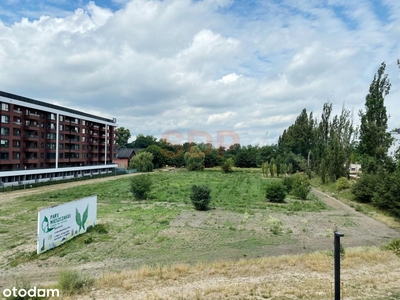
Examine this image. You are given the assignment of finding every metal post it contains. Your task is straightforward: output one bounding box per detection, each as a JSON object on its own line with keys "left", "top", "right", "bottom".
{"left": 334, "top": 231, "right": 344, "bottom": 300}
{"left": 24, "top": 166, "right": 27, "bottom": 189}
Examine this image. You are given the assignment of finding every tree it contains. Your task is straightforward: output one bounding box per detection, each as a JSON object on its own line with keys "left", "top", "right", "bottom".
{"left": 358, "top": 62, "right": 394, "bottom": 173}
{"left": 145, "top": 145, "right": 164, "bottom": 168}
{"left": 184, "top": 146, "right": 205, "bottom": 171}
{"left": 129, "top": 151, "right": 154, "bottom": 172}
{"left": 130, "top": 134, "right": 158, "bottom": 148}
{"left": 115, "top": 127, "right": 131, "bottom": 148}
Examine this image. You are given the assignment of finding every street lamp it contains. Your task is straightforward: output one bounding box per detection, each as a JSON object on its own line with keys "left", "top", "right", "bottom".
{"left": 24, "top": 166, "right": 27, "bottom": 190}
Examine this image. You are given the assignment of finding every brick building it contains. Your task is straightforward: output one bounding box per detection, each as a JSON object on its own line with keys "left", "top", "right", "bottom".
{"left": 0, "top": 91, "right": 117, "bottom": 186}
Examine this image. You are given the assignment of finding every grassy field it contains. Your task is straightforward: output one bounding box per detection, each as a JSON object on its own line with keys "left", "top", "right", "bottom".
{"left": 1, "top": 170, "right": 328, "bottom": 269}
{"left": 1, "top": 169, "right": 399, "bottom": 299}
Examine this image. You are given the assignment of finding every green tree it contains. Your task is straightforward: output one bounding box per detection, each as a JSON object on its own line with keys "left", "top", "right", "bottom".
{"left": 130, "top": 134, "right": 159, "bottom": 149}
{"left": 184, "top": 146, "right": 205, "bottom": 171}
{"left": 358, "top": 62, "right": 394, "bottom": 173}
{"left": 129, "top": 151, "right": 154, "bottom": 172}
{"left": 221, "top": 157, "right": 234, "bottom": 173}
{"left": 145, "top": 145, "right": 164, "bottom": 168}
{"left": 115, "top": 127, "right": 131, "bottom": 148}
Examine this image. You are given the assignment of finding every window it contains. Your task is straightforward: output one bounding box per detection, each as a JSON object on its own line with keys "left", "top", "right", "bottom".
{"left": 59, "top": 153, "right": 64, "bottom": 159}
{"left": 82, "top": 120, "right": 86, "bottom": 125}
{"left": 1, "top": 115, "right": 10, "bottom": 123}
{"left": 47, "top": 123, "right": 56, "bottom": 130}
{"left": 82, "top": 128, "right": 86, "bottom": 134}
{"left": 0, "top": 152, "right": 9, "bottom": 159}
{"left": 46, "top": 133, "right": 56, "bottom": 139}
{"left": 82, "top": 136, "right": 85, "bottom": 142}
{"left": 40, "top": 153, "right": 44, "bottom": 158}
{"left": 82, "top": 153, "right": 85, "bottom": 158}
{"left": 60, "top": 124, "right": 64, "bottom": 131}
{"left": 59, "top": 143, "right": 64, "bottom": 150}
{"left": 1, "top": 103, "right": 9, "bottom": 111}
{"left": 0, "top": 139, "right": 9, "bottom": 148}
{"left": 82, "top": 145, "right": 85, "bottom": 150}
{"left": 41, "top": 132, "right": 44, "bottom": 138}
{"left": 46, "top": 143, "right": 56, "bottom": 149}
{"left": 60, "top": 115, "right": 64, "bottom": 121}
{"left": 60, "top": 134, "right": 64, "bottom": 140}
{"left": 15, "top": 152, "right": 20, "bottom": 158}
{"left": 47, "top": 113, "right": 56, "bottom": 120}
{"left": 47, "top": 153, "right": 56, "bottom": 159}
{"left": 41, "top": 122, "right": 44, "bottom": 128}
{"left": 1, "top": 127, "right": 9, "bottom": 135}
{"left": 41, "top": 142, "right": 44, "bottom": 148}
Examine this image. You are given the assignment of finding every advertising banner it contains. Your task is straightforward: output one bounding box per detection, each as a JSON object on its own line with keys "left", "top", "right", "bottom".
{"left": 37, "top": 195, "right": 97, "bottom": 254}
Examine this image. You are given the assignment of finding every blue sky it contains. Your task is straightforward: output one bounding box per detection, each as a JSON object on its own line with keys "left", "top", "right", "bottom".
{"left": 0, "top": 0, "right": 399, "bottom": 146}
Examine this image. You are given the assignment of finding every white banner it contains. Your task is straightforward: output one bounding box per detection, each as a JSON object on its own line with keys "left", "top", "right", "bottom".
{"left": 37, "top": 195, "right": 97, "bottom": 254}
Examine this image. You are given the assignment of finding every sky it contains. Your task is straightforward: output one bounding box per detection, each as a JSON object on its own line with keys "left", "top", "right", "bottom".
{"left": 0, "top": 0, "right": 399, "bottom": 148}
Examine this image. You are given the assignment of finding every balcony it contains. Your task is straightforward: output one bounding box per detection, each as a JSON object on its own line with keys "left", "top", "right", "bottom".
{"left": 13, "top": 121, "right": 22, "bottom": 126}
{"left": 23, "top": 146, "right": 39, "bottom": 152}
{"left": 26, "top": 112, "right": 40, "bottom": 119}
{"left": 24, "top": 124, "right": 40, "bottom": 130}
{"left": 23, "top": 134, "right": 39, "bottom": 141}
{"left": 14, "top": 110, "right": 22, "bottom": 114}
{"left": 23, "top": 157, "right": 38, "bottom": 164}
{"left": 0, "top": 157, "right": 20, "bottom": 165}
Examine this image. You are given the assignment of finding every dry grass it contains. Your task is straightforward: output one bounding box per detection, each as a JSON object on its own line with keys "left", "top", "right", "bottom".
{"left": 58, "top": 246, "right": 400, "bottom": 300}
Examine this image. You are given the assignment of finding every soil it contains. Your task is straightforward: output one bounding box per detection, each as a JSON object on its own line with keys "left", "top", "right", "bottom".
{"left": 0, "top": 175, "right": 399, "bottom": 299}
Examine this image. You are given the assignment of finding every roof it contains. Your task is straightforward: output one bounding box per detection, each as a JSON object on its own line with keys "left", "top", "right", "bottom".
{"left": 0, "top": 90, "right": 116, "bottom": 124}
{"left": 116, "top": 148, "right": 140, "bottom": 159}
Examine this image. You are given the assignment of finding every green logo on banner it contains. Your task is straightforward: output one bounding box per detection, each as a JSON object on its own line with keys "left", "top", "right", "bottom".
{"left": 41, "top": 216, "right": 54, "bottom": 233}
{"left": 76, "top": 205, "right": 89, "bottom": 231}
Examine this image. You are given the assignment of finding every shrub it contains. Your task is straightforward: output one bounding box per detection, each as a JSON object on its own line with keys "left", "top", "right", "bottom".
{"left": 265, "top": 181, "right": 286, "bottom": 203}
{"left": 184, "top": 146, "right": 205, "bottom": 171}
{"left": 336, "top": 177, "right": 350, "bottom": 190}
{"left": 351, "top": 173, "right": 377, "bottom": 203}
{"left": 291, "top": 174, "right": 311, "bottom": 200}
{"left": 58, "top": 269, "right": 93, "bottom": 295}
{"left": 221, "top": 158, "right": 234, "bottom": 173}
{"left": 131, "top": 175, "right": 152, "bottom": 200}
{"left": 190, "top": 184, "right": 211, "bottom": 210}
{"left": 383, "top": 239, "right": 400, "bottom": 257}
{"left": 129, "top": 151, "right": 154, "bottom": 172}
{"left": 282, "top": 176, "right": 294, "bottom": 193}
{"left": 4, "top": 279, "right": 47, "bottom": 300}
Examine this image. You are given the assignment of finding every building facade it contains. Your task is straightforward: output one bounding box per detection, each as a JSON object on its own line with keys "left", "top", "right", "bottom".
{"left": 0, "top": 91, "right": 117, "bottom": 186}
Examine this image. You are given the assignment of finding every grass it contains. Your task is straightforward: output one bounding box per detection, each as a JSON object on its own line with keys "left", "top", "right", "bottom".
{"left": 88, "top": 246, "right": 400, "bottom": 300}
{"left": 310, "top": 176, "right": 400, "bottom": 229}
{"left": 1, "top": 169, "right": 400, "bottom": 299}
{"left": 3, "top": 170, "right": 323, "bottom": 270}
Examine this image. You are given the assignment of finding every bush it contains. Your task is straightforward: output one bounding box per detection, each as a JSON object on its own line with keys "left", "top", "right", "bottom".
{"left": 221, "top": 158, "right": 234, "bottom": 173}
{"left": 351, "top": 173, "right": 377, "bottom": 203}
{"left": 129, "top": 151, "right": 154, "bottom": 172}
{"left": 265, "top": 181, "right": 286, "bottom": 203}
{"left": 58, "top": 269, "right": 93, "bottom": 295}
{"left": 282, "top": 176, "right": 294, "bottom": 193}
{"left": 131, "top": 175, "right": 152, "bottom": 200}
{"left": 383, "top": 239, "right": 400, "bottom": 257}
{"left": 4, "top": 279, "right": 47, "bottom": 300}
{"left": 190, "top": 184, "right": 211, "bottom": 210}
{"left": 336, "top": 177, "right": 350, "bottom": 190}
{"left": 291, "top": 174, "right": 311, "bottom": 200}
{"left": 184, "top": 146, "right": 205, "bottom": 171}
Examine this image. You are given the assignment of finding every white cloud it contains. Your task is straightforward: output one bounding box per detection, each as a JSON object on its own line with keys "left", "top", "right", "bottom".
{"left": 0, "top": 0, "right": 399, "bottom": 147}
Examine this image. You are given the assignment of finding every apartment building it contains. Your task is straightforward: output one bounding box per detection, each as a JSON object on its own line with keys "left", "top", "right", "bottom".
{"left": 0, "top": 91, "right": 117, "bottom": 186}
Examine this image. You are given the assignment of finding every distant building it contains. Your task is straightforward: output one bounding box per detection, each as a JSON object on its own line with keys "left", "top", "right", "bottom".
{"left": 0, "top": 91, "right": 117, "bottom": 187}
{"left": 113, "top": 148, "right": 141, "bottom": 168}
{"left": 349, "top": 163, "right": 362, "bottom": 174}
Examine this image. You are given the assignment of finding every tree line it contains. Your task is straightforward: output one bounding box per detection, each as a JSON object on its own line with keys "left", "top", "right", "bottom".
{"left": 116, "top": 61, "right": 400, "bottom": 216}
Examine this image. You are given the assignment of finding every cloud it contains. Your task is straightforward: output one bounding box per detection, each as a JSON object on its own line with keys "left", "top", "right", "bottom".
{"left": 0, "top": 0, "right": 399, "bottom": 147}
